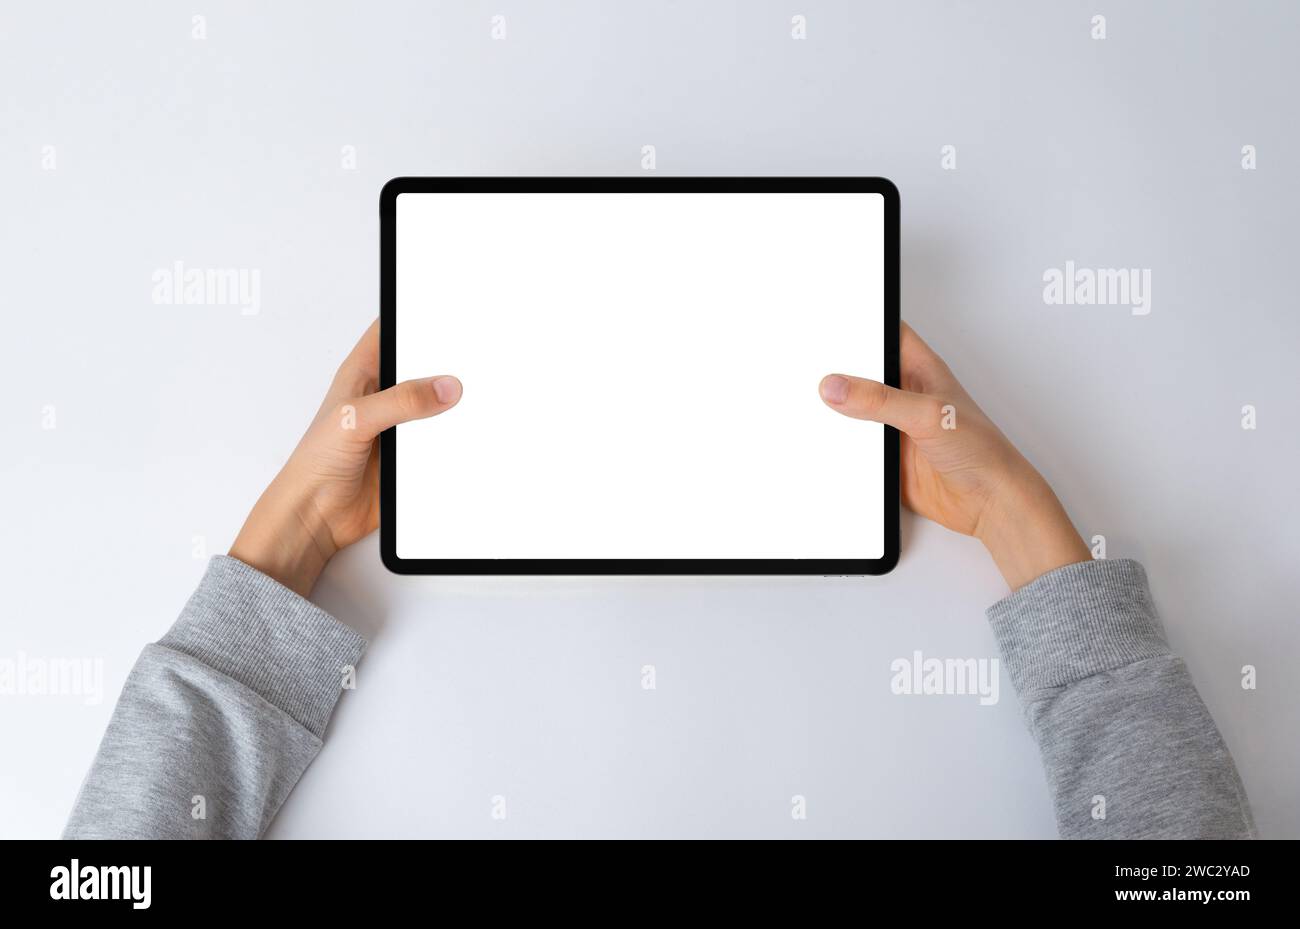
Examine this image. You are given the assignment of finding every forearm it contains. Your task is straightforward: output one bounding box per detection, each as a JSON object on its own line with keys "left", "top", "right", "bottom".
{"left": 988, "top": 559, "right": 1256, "bottom": 839}
{"left": 64, "top": 556, "right": 365, "bottom": 839}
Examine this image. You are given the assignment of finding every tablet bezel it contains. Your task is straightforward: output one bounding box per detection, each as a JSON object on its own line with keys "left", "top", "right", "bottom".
{"left": 380, "top": 177, "right": 900, "bottom": 575}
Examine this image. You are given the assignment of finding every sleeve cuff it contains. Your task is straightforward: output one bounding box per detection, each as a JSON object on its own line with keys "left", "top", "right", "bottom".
{"left": 157, "top": 555, "right": 367, "bottom": 739}
{"left": 986, "top": 558, "right": 1171, "bottom": 697}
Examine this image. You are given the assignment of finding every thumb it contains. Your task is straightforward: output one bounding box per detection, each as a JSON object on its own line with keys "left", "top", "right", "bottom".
{"left": 818, "top": 373, "right": 944, "bottom": 440}
{"left": 346, "top": 375, "right": 462, "bottom": 441}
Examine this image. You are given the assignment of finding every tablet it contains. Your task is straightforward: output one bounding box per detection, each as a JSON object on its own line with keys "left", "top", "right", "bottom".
{"left": 380, "top": 177, "right": 899, "bottom": 575}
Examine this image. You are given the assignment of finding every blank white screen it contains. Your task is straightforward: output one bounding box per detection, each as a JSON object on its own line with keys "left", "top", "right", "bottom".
{"left": 395, "top": 191, "right": 884, "bottom": 560}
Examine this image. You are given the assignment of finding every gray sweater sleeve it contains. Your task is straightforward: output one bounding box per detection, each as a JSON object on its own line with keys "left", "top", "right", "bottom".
{"left": 63, "top": 555, "right": 366, "bottom": 839}
{"left": 988, "top": 558, "right": 1255, "bottom": 839}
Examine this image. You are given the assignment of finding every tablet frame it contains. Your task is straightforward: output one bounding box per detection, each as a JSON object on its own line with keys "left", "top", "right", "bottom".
{"left": 380, "top": 176, "right": 900, "bottom": 575}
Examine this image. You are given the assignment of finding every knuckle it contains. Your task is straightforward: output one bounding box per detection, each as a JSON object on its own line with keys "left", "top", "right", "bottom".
{"left": 861, "top": 379, "right": 890, "bottom": 412}
{"left": 394, "top": 381, "right": 428, "bottom": 418}
{"left": 904, "top": 355, "right": 953, "bottom": 396}
{"left": 911, "top": 353, "right": 944, "bottom": 383}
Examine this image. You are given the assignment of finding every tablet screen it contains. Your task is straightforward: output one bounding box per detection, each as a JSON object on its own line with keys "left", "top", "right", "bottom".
{"left": 392, "top": 188, "right": 886, "bottom": 564}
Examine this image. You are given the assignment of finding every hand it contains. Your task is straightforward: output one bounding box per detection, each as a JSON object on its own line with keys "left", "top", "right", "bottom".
{"left": 230, "top": 320, "right": 462, "bottom": 596}
{"left": 819, "top": 322, "right": 1090, "bottom": 590}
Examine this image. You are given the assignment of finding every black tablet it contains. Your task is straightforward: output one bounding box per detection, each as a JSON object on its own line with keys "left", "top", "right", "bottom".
{"left": 380, "top": 177, "right": 899, "bottom": 575}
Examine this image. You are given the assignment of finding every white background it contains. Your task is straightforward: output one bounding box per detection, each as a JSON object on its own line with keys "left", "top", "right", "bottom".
{"left": 1, "top": 1, "right": 1297, "bottom": 838}
{"left": 395, "top": 191, "right": 884, "bottom": 560}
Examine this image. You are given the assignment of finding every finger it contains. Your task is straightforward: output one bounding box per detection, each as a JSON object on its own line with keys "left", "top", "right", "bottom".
{"left": 900, "top": 321, "right": 936, "bottom": 364}
{"left": 320, "top": 319, "right": 381, "bottom": 419}
{"left": 900, "top": 321, "right": 956, "bottom": 391}
{"left": 330, "top": 319, "right": 382, "bottom": 399}
{"left": 818, "top": 373, "right": 945, "bottom": 439}
{"left": 343, "top": 375, "right": 462, "bottom": 441}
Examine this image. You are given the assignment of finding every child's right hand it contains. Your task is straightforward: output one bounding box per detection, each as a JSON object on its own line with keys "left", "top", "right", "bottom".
{"left": 819, "top": 323, "right": 1090, "bottom": 590}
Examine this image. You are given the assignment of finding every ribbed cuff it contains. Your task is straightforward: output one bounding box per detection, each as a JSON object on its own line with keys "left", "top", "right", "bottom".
{"left": 158, "top": 555, "right": 366, "bottom": 739}
{"left": 986, "top": 558, "right": 1170, "bottom": 696}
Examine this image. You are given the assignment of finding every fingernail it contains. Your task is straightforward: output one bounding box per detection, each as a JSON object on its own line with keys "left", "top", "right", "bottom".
{"left": 432, "top": 376, "right": 461, "bottom": 404}
{"left": 820, "top": 375, "right": 849, "bottom": 404}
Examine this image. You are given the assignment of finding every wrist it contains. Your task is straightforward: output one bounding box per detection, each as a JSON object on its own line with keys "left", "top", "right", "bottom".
{"left": 229, "top": 477, "right": 335, "bottom": 598}
{"left": 976, "top": 473, "right": 1091, "bottom": 591}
